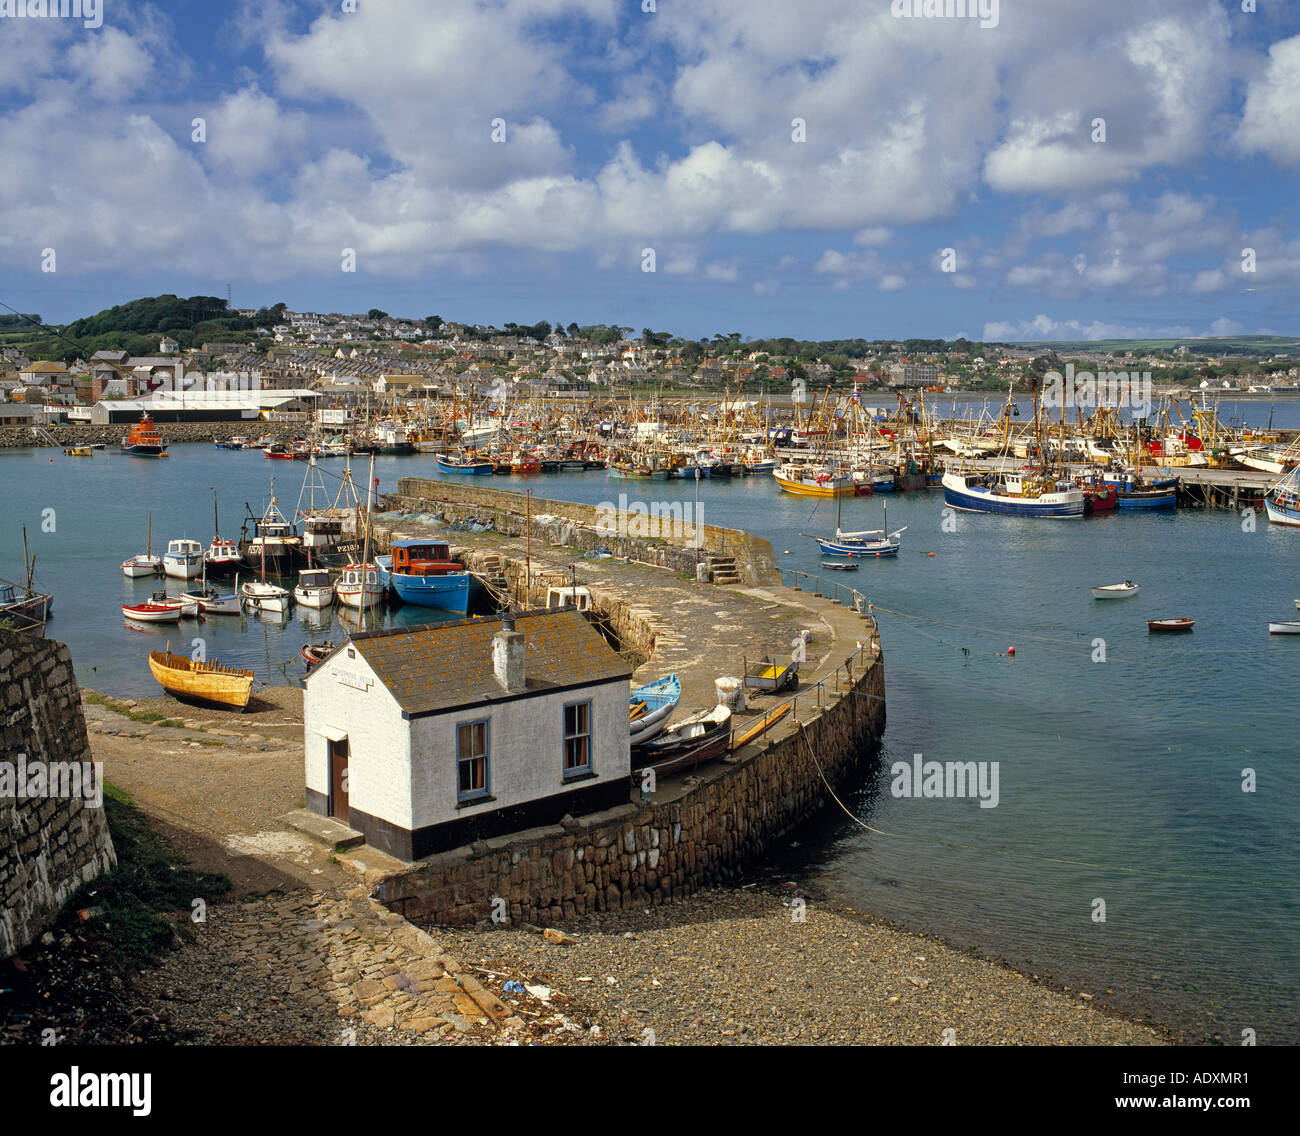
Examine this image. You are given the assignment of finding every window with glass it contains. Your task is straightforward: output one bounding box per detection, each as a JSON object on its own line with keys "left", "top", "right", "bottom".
{"left": 563, "top": 701, "right": 592, "bottom": 776}
{"left": 457, "top": 719, "right": 489, "bottom": 801}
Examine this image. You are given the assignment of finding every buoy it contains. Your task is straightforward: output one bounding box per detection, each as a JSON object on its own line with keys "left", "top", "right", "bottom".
{"left": 783, "top": 550, "right": 791, "bottom": 555}
{"left": 927, "top": 552, "right": 934, "bottom": 557}
{"left": 1007, "top": 646, "right": 1016, "bottom": 656}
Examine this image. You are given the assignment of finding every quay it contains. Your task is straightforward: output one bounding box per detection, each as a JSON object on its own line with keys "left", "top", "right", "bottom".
{"left": 321, "top": 478, "right": 887, "bottom": 926}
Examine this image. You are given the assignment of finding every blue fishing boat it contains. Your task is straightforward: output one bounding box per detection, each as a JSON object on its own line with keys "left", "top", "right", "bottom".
{"left": 1104, "top": 472, "right": 1178, "bottom": 510}
{"left": 942, "top": 470, "right": 1085, "bottom": 518}
{"left": 629, "top": 673, "right": 681, "bottom": 745}
{"left": 374, "top": 539, "right": 471, "bottom": 613}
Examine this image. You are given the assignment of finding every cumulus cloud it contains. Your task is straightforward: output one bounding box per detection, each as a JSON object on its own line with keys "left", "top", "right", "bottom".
{"left": 1236, "top": 35, "right": 1300, "bottom": 165}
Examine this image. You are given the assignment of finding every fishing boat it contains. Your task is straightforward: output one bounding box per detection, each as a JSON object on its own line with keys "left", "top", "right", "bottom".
{"left": 436, "top": 453, "right": 494, "bottom": 474}
{"left": 773, "top": 462, "right": 856, "bottom": 497}
{"left": 942, "top": 470, "right": 1085, "bottom": 518}
{"left": 239, "top": 485, "right": 303, "bottom": 571}
{"left": 0, "top": 578, "right": 52, "bottom": 635}
{"left": 122, "top": 593, "right": 183, "bottom": 623}
{"left": 374, "top": 539, "right": 471, "bottom": 613}
{"left": 632, "top": 705, "right": 732, "bottom": 775}
{"left": 63, "top": 445, "right": 92, "bottom": 457}
{"left": 293, "top": 567, "right": 335, "bottom": 609}
{"left": 1091, "top": 581, "right": 1139, "bottom": 600}
{"left": 119, "top": 413, "right": 167, "bottom": 457}
{"left": 204, "top": 495, "right": 242, "bottom": 576}
{"left": 301, "top": 641, "right": 336, "bottom": 670}
{"left": 121, "top": 513, "right": 162, "bottom": 578}
{"left": 239, "top": 577, "right": 291, "bottom": 613}
{"left": 1264, "top": 466, "right": 1300, "bottom": 527}
{"left": 806, "top": 495, "right": 906, "bottom": 557}
{"left": 161, "top": 538, "right": 204, "bottom": 580}
{"left": 1268, "top": 621, "right": 1300, "bottom": 635}
{"left": 179, "top": 588, "right": 239, "bottom": 616}
{"left": 336, "top": 562, "right": 385, "bottom": 609}
{"left": 148, "top": 649, "right": 254, "bottom": 710}
{"left": 1147, "top": 618, "right": 1195, "bottom": 633}
{"left": 628, "top": 674, "right": 681, "bottom": 746}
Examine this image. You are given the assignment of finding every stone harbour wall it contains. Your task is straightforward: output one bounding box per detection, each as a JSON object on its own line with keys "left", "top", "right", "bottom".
{"left": 0, "top": 421, "right": 306, "bottom": 450}
{"left": 388, "top": 477, "right": 781, "bottom": 586}
{"left": 373, "top": 643, "right": 884, "bottom": 927}
{"left": 0, "top": 630, "right": 117, "bottom": 958}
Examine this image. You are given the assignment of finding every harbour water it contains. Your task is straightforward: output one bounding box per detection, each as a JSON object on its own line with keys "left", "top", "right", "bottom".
{"left": 3, "top": 441, "right": 1296, "bottom": 1044}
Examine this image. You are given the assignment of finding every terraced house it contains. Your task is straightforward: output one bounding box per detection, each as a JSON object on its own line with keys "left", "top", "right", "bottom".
{"left": 303, "top": 610, "right": 633, "bottom": 860}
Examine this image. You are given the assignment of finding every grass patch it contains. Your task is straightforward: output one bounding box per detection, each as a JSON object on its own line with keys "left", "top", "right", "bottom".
{"left": 62, "top": 782, "right": 231, "bottom": 975}
{"left": 83, "top": 691, "right": 206, "bottom": 732}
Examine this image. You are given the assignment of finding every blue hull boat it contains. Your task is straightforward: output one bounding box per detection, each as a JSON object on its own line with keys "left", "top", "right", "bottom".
{"left": 374, "top": 556, "right": 471, "bottom": 612}
{"left": 942, "top": 471, "right": 1084, "bottom": 518}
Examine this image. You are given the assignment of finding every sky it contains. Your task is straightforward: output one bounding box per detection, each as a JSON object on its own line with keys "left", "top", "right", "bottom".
{"left": 0, "top": 0, "right": 1297, "bottom": 343}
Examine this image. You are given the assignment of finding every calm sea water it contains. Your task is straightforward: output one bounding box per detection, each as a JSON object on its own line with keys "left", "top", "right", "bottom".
{"left": 2, "top": 437, "right": 1295, "bottom": 1044}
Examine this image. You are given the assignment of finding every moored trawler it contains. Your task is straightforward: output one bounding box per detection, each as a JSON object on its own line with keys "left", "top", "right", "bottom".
{"left": 374, "top": 539, "right": 471, "bottom": 613}
{"left": 120, "top": 413, "right": 167, "bottom": 457}
{"left": 942, "top": 470, "right": 1085, "bottom": 518}
{"left": 773, "top": 462, "right": 856, "bottom": 497}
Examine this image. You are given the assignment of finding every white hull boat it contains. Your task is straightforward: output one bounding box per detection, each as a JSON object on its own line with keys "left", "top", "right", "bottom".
{"left": 162, "top": 538, "right": 204, "bottom": 580}
{"left": 240, "top": 580, "right": 292, "bottom": 613}
{"left": 1268, "top": 621, "right": 1300, "bottom": 635}
{"left": 121, "top": 555, "right": 162, "bottom": 578}
{"left": 1091, "top": 581, "right": 1140, "bottom": 600}
{"left": 294, "top": 568, "right": 335, "bottom": 610}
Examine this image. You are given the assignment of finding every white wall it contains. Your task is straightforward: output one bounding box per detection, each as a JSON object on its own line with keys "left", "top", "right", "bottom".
{"left": 304, "top": 650, "right": 412, "bottom": 827}
{"left": 410, "top": 679, "right": 629, "bottom": 830}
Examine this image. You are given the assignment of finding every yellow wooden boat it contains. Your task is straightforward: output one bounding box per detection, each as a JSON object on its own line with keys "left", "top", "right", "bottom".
{"left": 773, "top": 464, "right": 856, "bottom": 497}
{"left": 63, "top": 446, "right": 93, "bottom": 457}
{"left": 148, "top": 649, "right": 255, "bottom": 710}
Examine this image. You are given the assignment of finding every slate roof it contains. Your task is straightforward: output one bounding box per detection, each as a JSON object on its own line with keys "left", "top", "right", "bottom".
{"left": 344, "top": 609, "right": 632, "bottom": 716}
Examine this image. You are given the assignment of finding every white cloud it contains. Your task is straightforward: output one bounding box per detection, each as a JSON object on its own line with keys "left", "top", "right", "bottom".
{"left": 1236, "top": 35, "right": 1300, "bottom": 165}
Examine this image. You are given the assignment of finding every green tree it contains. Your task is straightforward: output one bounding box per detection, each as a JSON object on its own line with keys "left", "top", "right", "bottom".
{"left": 367, "top": 308, "right": 388, "bottom": 321}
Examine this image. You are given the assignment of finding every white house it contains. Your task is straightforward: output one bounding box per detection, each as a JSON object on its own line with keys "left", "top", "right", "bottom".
{"left": 303, "top": 610, "right": 634, "bottom": 860}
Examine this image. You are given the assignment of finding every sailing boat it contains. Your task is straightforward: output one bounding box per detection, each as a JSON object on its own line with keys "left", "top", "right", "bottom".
{"left": 121, "top": 512, "right": 163, "bottom": 577}
{"left": 805, "top": 495, "right": 907, "bottom": 558}
{"left": 336, "top": 454, "right": 385, "bottom": 611}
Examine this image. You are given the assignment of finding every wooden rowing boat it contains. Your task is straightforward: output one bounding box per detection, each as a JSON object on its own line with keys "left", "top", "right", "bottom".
{"left": 1147, "top": 618, "right": 1194, "bottom": 633}
{"left": 148, "top": 649, "right": 254, "bottom": 710}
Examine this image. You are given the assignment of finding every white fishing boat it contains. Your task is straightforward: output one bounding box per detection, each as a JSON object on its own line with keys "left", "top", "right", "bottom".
{"left": 335, "top": 563, "right": 384, "bottom": 609}
{"left": 1264, "top": 466, "right": 1300, "bottom": 527}
{"left": 1268, "top": 621, "right": 1300, "bottom": 635}
{"left": 294, "top": 567, "right": 335, "bottom": 609}
{"left": 1091, "top": 581, "right": 1140, "bottom": 600}
{"left": 121, "top": 513, "right": 162, "bottom": 578}
{"left": 162, "top": 538, "right": 204, "bottom": 580}
{"left": 240, "top": 578, "right": 291, "bottom": 613}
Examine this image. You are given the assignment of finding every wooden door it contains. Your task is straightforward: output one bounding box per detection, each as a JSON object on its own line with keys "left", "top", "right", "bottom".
{"left": 329, "top": 738, "right": 349, "bottom": 823}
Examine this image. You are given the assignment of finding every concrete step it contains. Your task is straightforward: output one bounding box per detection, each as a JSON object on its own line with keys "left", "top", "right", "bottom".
{"left": 280, "top": 809, "right": 365, "bottom": 851}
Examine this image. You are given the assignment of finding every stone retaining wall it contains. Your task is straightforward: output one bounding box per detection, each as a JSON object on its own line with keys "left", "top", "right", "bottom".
{"left": 388, "top": 477, "right": 780, "bottom": 586}
{"left": 0, "top": 421, "right": 304, "bottom": 450}
{"left": 0, "top": 630, "right": 117, "bottom": 958}
{"left": 373, "top": 641, "right": 884, "bottom": 927}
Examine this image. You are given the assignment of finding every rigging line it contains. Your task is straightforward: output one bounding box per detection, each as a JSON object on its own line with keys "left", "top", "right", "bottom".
{"left": 795, "top": 723, "right": 1296, "bottom": 887}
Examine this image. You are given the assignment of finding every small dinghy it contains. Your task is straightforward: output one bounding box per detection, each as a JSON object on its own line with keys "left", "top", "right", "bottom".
{"left": 123, "top": 592, "right": 183, "bottom": 623}
{"left": 821, "top": 561, "right": 859, "bottom": 571}
{"left": 628, "top": 674, "right": 681, "bottom": 745}
{"left": 301, "top": 641, "right": 337, "bottom": 669}
{"left": 1091, "top": 580, "right": 1139, "bottom": 600}
{"left": 1268, "top": 621, "right": 1300, "bottom": 635}
{"left": 1148, "top": 617, "right": 1195, "bottom": 633}
{"left": 633, "top": 705, "right": 732, "bottom": 775}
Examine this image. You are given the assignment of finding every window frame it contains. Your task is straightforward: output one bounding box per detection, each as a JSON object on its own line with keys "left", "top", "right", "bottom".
{"left": 562, "top": 699, "right": 593, "bottom": 779}
{"left": 455, "top": 717, "right": 491, "bottom": 803}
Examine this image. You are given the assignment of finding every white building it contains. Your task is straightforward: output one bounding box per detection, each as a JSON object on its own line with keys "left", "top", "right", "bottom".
{"left": 303, "top": 610, "right": 634, "bottom": 860}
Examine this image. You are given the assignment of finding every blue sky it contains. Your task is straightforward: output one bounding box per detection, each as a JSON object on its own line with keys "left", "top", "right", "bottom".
{"left": 1, "top": 0, "right": 1298, "bottom": 342}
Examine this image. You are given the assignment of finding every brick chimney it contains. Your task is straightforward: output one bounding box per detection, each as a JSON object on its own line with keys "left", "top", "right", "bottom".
{"left": 492, "top": 614, "right": 525, "bottom": 693}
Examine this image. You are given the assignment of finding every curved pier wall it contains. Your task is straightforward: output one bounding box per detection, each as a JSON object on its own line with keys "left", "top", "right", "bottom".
{"left": 387, "top": 477, "right": 781, "bottom": 586}
{"left": 372, "top": 641, "right": 884, "bottom": 927}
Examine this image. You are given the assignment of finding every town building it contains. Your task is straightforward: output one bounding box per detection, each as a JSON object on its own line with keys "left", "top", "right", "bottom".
{"left": 303, "top": 610, "right": 633, "bottom": 860}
